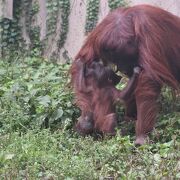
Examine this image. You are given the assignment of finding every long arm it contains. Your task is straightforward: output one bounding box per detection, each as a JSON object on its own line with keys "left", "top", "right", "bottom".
{"left": 118, "top": 67, "right": 141, "bottom": 101}
{"left": 74, "top": 60, "right": 93, "bottom": 93}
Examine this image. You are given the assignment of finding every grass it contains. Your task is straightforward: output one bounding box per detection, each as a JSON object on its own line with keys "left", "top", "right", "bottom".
{"left": 0, "top": 57, "right": 179, "bottom": 179}
{"left": 0, "top": 129, "right": 179, "bottom": 179}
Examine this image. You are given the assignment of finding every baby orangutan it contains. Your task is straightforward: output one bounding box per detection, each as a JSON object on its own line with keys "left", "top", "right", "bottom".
{"left": 72, "top": 61, "right": 141, "bottom": 136}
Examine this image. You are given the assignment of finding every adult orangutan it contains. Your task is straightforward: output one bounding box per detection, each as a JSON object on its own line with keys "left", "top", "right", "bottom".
{"left": 72, "top": 60, "right": 141, "bottom": 136}
{"left": 71, "top": 4, "right": 180, "bottom": 145}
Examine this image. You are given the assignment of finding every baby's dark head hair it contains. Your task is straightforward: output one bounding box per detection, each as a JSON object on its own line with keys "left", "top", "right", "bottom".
{"left": 85, "top": 61, "right": 121, "bottom": 88}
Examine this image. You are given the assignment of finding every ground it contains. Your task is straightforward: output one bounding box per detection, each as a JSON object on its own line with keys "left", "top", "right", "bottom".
{"left": 0, "top": 57, "right": 179, "bottom": 179}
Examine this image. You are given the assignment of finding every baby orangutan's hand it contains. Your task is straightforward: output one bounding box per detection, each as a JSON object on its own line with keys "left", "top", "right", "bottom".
{"left": 133, "top": 66, "right": 141, "bottom": 74}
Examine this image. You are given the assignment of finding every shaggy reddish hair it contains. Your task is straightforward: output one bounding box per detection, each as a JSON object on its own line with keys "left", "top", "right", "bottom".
{"left": 72, "top": 61, "right": 140, "bottom": 136}
{"left": 71, "top": 5, "right": 180, "bottom": 144}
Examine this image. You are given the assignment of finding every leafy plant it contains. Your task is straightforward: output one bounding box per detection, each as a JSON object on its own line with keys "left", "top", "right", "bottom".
{"left": 0, "top": 57, "right": 79, "bottom": 133}
{"left": 0, "top": 0, "right": 23, "bottom": 58}
{"left": 29, "top": 27, "right": 43, "bottom": 57}
{"left": 0, "top": 57, "right": 179, "bottom": 179}
{"left": 58, "top": 0, "right": 70, "bottom": 48}
{"left": 46, "top": 0, "right": 59, "bottom": 35}
{"left": 108, "top": 0, "right": 128, "bottom": 10}
{"left": 85, "top": 0, "right": 100, "bottom": 33}
{"left": 46, "top": 0, "right": 70, "bottom": 58}
{"left": 0, "top": 130, "right": 179, "bottom": 179}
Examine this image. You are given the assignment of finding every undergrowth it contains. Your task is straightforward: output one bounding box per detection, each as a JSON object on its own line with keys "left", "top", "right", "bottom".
{"left": 0, "top": 57, "right": 79, "bottom": 133}
{"left": 0, "top": 57, "right": 179, "bottom": 179}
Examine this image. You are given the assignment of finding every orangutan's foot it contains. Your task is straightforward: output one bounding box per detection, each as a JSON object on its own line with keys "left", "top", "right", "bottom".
{"left": 135, "top": 135, "right": 148, "bottom": 146}
{"left": 101, "top": 113, "right": 117, "bottom": 136}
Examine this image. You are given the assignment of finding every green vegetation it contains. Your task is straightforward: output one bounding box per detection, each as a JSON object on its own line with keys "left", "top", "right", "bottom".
{"left": 1, "top": 0, "right": 70, "bottom": 60}
{"left": 46, "top": 0, "right": 70, "bottom": 48}
{"left": 85, "top": 0, "right": 100, "bottom": 33}
{"left": 0, "top": 0, "right": 129, "bottom": 60}
{"left": 108, "top": 0, "right": 128, "bottom": 10}
{"left": 58, "top": 0, "right": 70, "bottom": 49}
{"left": 0, "top": 57, "right": 179, "bottom": 179}
{"left": 0, "top": 0, "right": 23, "bottom": 57}
{"left": 0, "top": 58, "right": 78, "bottom": 133}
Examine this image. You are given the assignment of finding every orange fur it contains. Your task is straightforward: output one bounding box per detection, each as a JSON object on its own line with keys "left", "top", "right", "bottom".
{"left": 71, "top": 5, "right": 180, "bottom": 144}
{"left": 72, "top": 61, "right": 140, "bottom": 135}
